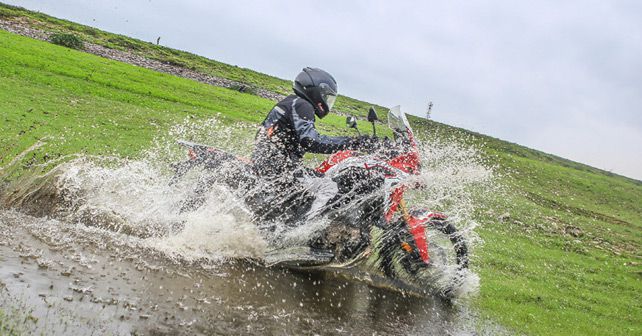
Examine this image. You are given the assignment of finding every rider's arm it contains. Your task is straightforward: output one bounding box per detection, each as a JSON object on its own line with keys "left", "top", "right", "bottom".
{"left": 292, "top": 100, "right": 354, "bottom": 154}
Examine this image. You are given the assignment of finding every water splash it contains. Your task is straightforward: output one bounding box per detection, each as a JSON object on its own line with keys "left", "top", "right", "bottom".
{"left": 2, "top": 117, "right": 498, "bottom": 299}
{"left": 417, "top": 136, "right": 498, "bottom": 243}
{"left": 51, "top": 157, "right": 266, "bottom": 264}
{"left": 416, "top": 136, "right": 498, "bottom": 297}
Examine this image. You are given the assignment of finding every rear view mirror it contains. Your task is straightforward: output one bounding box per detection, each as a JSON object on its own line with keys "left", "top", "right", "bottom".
{"left": 367, "top": 107, "right": 379, "bottom": 123}
{"left": 346, "top": 116, "right": 358, "bottom": 129}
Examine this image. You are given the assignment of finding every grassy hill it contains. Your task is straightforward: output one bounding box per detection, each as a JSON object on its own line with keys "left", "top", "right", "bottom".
{"left": 1, "top": 3, "right": 640, "bottom": 335}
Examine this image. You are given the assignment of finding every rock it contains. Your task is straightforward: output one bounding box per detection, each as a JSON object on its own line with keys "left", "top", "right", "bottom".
{"left": 498, "top": 212, "right": 511, "bottom": 221}
{"left": 564, "top": 226, "right": 583, "bottom": 238}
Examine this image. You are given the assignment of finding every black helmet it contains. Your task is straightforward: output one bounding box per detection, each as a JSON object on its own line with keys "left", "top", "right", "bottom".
{"left": 293, "top": 67, "right": 338, "bottom": 118}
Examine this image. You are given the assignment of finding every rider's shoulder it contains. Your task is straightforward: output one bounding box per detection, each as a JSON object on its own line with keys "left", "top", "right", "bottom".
{"left": 291, "top": 96, "right": 315, "bottom": 120}
{"left": 275, "top": 95, "right": 315, "bottom": 121}
{"left": 275, "top": 95, "right": 296, "bottom": 109}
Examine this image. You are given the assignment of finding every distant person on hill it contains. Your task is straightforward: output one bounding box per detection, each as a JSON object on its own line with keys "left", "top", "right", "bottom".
{"left": 252, "top": 67, "right": 369, "bottom": 221}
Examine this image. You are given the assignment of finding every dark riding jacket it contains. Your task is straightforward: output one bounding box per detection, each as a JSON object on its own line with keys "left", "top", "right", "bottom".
{"left": 252, "top": 94, "right": 353, "bottom": 177}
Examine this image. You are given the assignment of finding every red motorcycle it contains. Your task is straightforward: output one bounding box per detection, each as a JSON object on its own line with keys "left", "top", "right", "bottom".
{"left": 172, "top": 106, "right": 468, "bottom": 295}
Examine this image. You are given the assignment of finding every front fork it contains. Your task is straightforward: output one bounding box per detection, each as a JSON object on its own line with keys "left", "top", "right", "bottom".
{"left": 385, "top": 186, "right": 431, "bottom": 265}
{"left": 398, "top": 198, "right": 431, "bottom": 264}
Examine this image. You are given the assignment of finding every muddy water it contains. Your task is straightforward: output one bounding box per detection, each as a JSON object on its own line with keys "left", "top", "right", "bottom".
{"left": 0, "top": 127, "right": 500, "bottom": 335}
{"left": 0, "top": 211, "right": 477, "bottom": 335}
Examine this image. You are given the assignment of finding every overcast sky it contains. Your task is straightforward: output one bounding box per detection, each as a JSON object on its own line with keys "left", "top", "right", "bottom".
{"left": 5, "top": 0, "right": 642, "bottom": 180}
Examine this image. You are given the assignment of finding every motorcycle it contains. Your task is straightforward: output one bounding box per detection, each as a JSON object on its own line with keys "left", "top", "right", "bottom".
{"left": 171, "top": 106, "right": 469, "bottom": 296}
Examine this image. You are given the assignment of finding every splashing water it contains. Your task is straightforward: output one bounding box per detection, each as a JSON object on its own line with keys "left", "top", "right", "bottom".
{"left": 51, "top": 157, "right": 267, "bottom": 263}
{"left": 2, "top": 117, "right": 498, "bottom": 299}
{"left": 413, "top": 137, "right": 498, "bottom": 297}
{"left": 416, "top": 136, "right": 498, "bottom": 247}
{"left": 0, "top": 117, "right": 510, "bottom": 335}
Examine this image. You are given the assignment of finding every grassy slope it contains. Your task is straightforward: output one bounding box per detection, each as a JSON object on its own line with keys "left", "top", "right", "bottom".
{"left": 1, "top": 4, "right": 640, "bottom": 335}
{"left": 0, "top": 28, "right": 361, "bottom": 175}
{"left": 0, "top": 3, "right": 385, "bottom": 119}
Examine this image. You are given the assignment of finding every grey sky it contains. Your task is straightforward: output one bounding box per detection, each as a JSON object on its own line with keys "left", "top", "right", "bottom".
{"left": 5, "top": 0, "right": 642, "bottom": 180}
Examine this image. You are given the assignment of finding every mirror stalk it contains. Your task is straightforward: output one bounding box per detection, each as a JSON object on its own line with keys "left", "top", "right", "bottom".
{"left": 367, "top": 107, "right": 379, "bottom": 137}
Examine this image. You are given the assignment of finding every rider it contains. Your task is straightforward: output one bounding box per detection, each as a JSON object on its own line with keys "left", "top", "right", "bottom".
{"left": 252, "top": 67, "right": 368, "bottom": 220}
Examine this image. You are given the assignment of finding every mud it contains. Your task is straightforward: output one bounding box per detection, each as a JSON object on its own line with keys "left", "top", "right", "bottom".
{"left": 0, "top": 210, "right": 481, "bottom": 335}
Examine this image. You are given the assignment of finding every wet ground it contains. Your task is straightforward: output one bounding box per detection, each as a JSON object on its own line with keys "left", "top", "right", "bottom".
{"left": 0, "top": 140, "right": 501, "bottom": 335}
{"left": 0, "top": 210, "right": 479, "bottom": 335}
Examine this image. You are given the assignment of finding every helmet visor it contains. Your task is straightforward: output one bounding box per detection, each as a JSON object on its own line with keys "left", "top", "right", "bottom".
{"left": 324, "top": 94, "right": 337, "bottom": 111}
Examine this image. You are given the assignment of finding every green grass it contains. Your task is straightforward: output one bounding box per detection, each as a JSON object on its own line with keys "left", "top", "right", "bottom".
{"left": 49, "top": 32, "right": 83, "bottom": 49}
{"left": 0, "top": 3, "right": 386, "bottom": 119}
{"left": 1, "top": 3, "right": 641, "bottom": 335}
{"left": 0, "top": 28, "right": 364, "bottom": 177}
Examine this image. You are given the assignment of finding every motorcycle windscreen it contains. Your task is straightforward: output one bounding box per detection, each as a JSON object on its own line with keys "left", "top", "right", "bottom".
{"left": 387, "top": 105, "right": 411, "bottom": 133}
